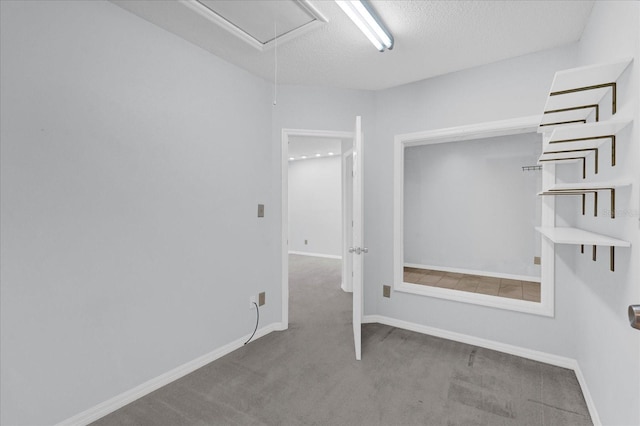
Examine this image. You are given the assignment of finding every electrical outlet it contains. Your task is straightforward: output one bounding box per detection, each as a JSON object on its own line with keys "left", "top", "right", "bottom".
{"left": 249, "top": 295, "right": 257, "bottom": 309}
{"left": 383, "top": 285, "right": 391, "bottom": 298}
{"left": 259, "top": 292, "right": 266, "bottom": 306}
{"left": 304, "top": 239, "right": 308, "bottom": 245}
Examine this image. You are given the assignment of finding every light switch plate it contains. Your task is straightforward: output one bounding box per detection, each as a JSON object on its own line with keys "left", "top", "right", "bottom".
{"left": 257, "top": 204, "right": 264, "bottom": 217}
{"left": 258, "top": 292, "right": 265, "bottom": 306}
{"left": 534, "top": 256, "right": 541, "bottom": 265}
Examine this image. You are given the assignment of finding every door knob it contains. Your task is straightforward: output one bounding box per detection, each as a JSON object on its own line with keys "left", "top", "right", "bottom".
{"left": 630, "top": 305, "right": 640, "bottom": 330}
{"left": 348, "top": 247, "right": 362, "bottom": 254}
{"left": 362, "top": 247, "right": 368, "bottom": 253}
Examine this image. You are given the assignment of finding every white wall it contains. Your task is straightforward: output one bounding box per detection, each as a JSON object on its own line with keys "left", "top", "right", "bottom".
{"left": 272, "top": 85, "right": 376, "bottom": 306}
{"left": 367, "top": 43, "right": 581, "bottom": 356}
{"left": 271, "top": 45, "right": 583, "bottom": 362}
{"left": 403, "top": 133, "right": 541, "bottom": 278}
{"left": 570, "top": 2, "right": 640, "bottom": 425}
{"left": 0, "top": 1, "right": 278, "bottom": 425}
{"left": 365, "top": 3, "right": 639, "bottom": 424}
{"left": 3, "top": 1, "right": 637, "bottom": 425}
{"left": 289, "top": 156, "right": 342, "bottom": 257}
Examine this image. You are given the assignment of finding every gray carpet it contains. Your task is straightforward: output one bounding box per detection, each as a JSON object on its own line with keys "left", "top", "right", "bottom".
{"left": 92, "top": 254, "right": 591, "bottom": 426}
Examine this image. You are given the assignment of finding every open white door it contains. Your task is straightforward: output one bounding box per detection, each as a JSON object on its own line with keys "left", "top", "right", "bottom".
{"left": 350, "top": 116, "right": 365, "bottom": 360}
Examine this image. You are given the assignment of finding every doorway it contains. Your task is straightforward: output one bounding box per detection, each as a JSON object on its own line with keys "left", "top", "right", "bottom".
{"left": 282, "top": 118, "right": 365, "bottom": 361}
{"left": 281, "top": 129, "right": 354, "bottom": 329}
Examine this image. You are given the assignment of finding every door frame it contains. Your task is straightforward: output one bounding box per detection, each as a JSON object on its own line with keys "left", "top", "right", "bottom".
{"left": 281, "top": 128, "right": 355, "bottom": 329}
{"left": 341, "top": 149, "right": 354, "bottom": 292}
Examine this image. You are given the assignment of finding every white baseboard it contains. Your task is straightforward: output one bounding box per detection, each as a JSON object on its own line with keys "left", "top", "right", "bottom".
{"left": 362, "top": 315, "right": 600, "bottom": 425}
{"left": 58, "top": 315, "right": 601, "bottom": 426}
{"left": 573, "top": 363, "right": 602, "bottom": 426}
{"left": 289, "top": 251, "right": 342, "bottom": 260}
{"left": 404, "top": 262, "right": 540, "bottom": 283}
{"left": 56, "top": 322, "right": 282, "bottom": 426}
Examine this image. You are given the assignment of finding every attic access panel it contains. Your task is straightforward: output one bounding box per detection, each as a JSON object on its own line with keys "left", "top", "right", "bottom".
{"left": 188, "top": 0, "right": 327, "bottom": 51}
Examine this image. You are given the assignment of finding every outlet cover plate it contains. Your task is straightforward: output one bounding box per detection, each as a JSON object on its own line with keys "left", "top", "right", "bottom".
{"left": 383, "top": 285, "right": 391, "bottom": 298}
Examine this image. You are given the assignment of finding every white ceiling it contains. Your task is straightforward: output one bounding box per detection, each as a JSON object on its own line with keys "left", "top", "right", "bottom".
{"left": 111, "top": 0, "right": 595, "bottom": 91}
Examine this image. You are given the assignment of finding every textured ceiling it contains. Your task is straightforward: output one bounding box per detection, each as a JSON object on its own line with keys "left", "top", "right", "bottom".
{"left": 110, "top": 0, "right": 595, "bottom": 91}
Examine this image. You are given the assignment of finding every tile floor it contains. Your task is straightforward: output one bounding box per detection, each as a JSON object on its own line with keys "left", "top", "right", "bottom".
{"left": 403, "top": 267, "right": 541, "bottom": 302}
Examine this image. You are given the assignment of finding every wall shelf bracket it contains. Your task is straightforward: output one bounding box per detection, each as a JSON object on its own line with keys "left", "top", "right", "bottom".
{"left": 549, "top": 135, "right": 616, "bottom": 166}
{"left": 539, "top": 157, "right": 587, "bottom": 179}
{"left": 550, "top": 82, "right": 616, "bottom": 115}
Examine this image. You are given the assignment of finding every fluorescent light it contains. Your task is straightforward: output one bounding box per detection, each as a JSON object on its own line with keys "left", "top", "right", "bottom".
{"left": 316, "top": 153, "right": 322, "bottom": 157}
{"left": 335, "top": 0, "right": 393, "bottom": 52}
{"left": 352, "top": 1, "right": 392, "bottom": 49}
{"left": 289, "top": 157, "right": 295, "bottom": 161}
{"left": 301, "top": 155, "right": 307, "bottom": 159}
{"left": 328, "top": 152, "right": 335, "bottom": 156}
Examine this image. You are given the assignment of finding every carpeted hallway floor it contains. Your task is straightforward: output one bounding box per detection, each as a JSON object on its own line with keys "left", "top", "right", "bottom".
{"left": 92, "top": 254, "right": 591, "bottom": 426}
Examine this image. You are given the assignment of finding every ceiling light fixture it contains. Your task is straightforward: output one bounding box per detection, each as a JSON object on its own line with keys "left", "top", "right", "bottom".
{"left": 289, "top": 157, "right": 295, "bottom": 161}
{"left": 335, "top": 0, "right": 393, "bottom": 52}
{"left": 328, "top": 152, "right": 335, "bottom": 156}
{"left": 316, "top": 153, "right": 322, "bottom": 157}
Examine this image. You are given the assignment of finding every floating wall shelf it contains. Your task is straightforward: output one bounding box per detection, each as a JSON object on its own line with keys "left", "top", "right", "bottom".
{"left": 538, "top": 181, "right": 631, "bottom": 218}
{"left": 544, "top": 119, "right": 631, "bottom": 166}
{"left": 539, "top": 59, "right": 632, "bottom": 130}
{"left": 536, "top": 58, "right": 633, "bottom": 273}
{"left": 536, "top": 226, "right": 630, "bottom": 271}
{"left": 537, "top": 114, "right": 632, "bottom": 179}
{"left": 538, "top": 152, "right": 591, "bottom": 178}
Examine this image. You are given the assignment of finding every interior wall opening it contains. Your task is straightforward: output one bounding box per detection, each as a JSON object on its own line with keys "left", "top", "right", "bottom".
{"left": 281, "top": 130, "right": 354, "bottom": 329}
{"left": 403, "top": 132, "right": 542, "bottom": 302}
{"left": 394, "top": 116, "right": 555, "bottom": 316}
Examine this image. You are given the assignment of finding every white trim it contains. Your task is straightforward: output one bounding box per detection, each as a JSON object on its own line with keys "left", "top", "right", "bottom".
{"left": 393, "top": 115, "right": 555, "bottom": 318}
{"left": 352, "top": 116, "right": 364, "bottom": 361}
{"left": 56, "top": 322, "right": 282, "bottom": 426}
{"left": 573, "top": 364, "right": 602, "bottom": 426}
{"left": 341, "top": 150, "right": 354, "bottom": 293}
{"left": 362, "top": 315, "right": 573, "bottom": 366}
{"left": 283, "top": 129, "right": 354, "bottom": 139}
{"left": 361, "top": 315, "right": 600, "bottom": 424}
{"left": 395, "top": 281, "right": 551, "bottom": 316}
{"left": 404, "top": 262, "right": 540, "bottom": 283}
{"left": 181, "top": 0, "right": 327, "bottom": 52}
{"left": 396, "top": 115, "right": 541, "bottom": 147}
{"left": 282, "top": 129, "right": 355, "bottom": 330}
{"left": 282, "top": 129, "right": 290, "bottom": 329}
{"left": 288, "top": 250, "right": 342, "bottom": 259}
